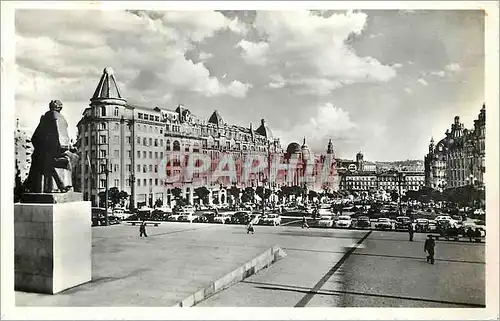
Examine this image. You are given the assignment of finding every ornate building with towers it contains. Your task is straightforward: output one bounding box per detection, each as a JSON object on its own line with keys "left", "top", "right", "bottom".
{"left": 75, "top": 67, "right": 282, "bottom": 209}
{"left": 424, "top": 104, "right": 486, "bottom": 191}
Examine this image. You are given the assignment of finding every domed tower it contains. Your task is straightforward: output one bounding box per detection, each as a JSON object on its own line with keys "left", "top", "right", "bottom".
{"left": 356, "top": 151, "right": 364, "bottom": 171}
{"left": 301, "top": 137, "right": 311, "bottom": 161}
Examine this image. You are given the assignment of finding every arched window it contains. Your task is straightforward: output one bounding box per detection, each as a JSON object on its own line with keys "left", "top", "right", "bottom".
{"left": 101, "top": 106, "right": 106, "bottom": 117}
{"left": 166, "top": 140, "right": 171, "bottom": 151}
{"left": 173, "top": 141, "right": 181, "bottom": 151}
{"left": 114, "top": 107, "right": 119, "bottom": 117}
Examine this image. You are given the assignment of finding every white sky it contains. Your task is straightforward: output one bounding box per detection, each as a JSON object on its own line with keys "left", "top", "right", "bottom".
{"left": 14, "top": 8, "right": 485, "bottom": 161}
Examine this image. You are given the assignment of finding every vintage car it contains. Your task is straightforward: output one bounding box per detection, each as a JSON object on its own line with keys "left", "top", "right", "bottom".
{"left": 213, "top": 213, "right": 232, "bottom": 224}
{"left": 395, "top": 216, "right": 411, "bottom": 230}
{"left": 375, "top": 218, "right": 392, "bottom": 230}
{"left": 336, "top": 216, "right": 352, "bottom": 228}
{"left": 318, "top": 216, "right": 335, "bottom": 228}
{"left": 230, "top": 211, "right": 252, "bottom": 225}
{"left": 356, "top": 216, "right": 371, "bottom": 228}
{"left": 260, "top": 214, "right": 282, "bottom": 226}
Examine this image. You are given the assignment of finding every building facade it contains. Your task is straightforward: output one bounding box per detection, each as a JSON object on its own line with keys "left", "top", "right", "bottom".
{"left": 424, "top": 104, "right": 485, "bottom": 190}
{"left": 14, "top": 119, "right": 33, "bottom": 184}
{"left": 75, "top": 67, "right": 283, "bottom": 208}
{"left": 338, "top": 152, "right": 425, "bottom": 194}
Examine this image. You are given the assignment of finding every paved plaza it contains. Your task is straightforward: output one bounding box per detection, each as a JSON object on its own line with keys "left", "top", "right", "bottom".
{"left": 16, "top": 222, "right": 484, "bottom": 308}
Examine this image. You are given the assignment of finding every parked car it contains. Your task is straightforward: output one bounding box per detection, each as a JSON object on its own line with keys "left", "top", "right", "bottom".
{"left": 213, "top": 213, "right": 231, "bottom": 224}
{"left": 178, "top": 213, "right": 196, "bottom": 222}
{"left": 395, "top": 216, "right": 411, "bottom": 230}
{"left": 356, "top": 216, "right": 371, "bottom": 228}
{"left": 108, "top": 215, "right": 121, "bottom": 225}
{"left": 375, "top": 218, "right": 392, "bottom": 230}
{"left": 167, "top": 214, "right": 182, "bottom": 221}
{"left": 435, "top": 215, "right": 459, "bottom": 227}
{"left": 336, "top": 216, "right": 352, "bottom": 228}
{"left": 231, "top": 211, "right": 252, "bottom": 225}
{"left": 415, "top": 218, "right": 430, "bottom": 232}
{"left": 318, "top": 216, "right": 335, "bottom": 228}
{"left": 261, "top": 214, "right": 282, "bottom": 226}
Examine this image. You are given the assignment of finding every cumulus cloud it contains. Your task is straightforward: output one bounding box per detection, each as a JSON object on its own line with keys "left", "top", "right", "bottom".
{"left": 15, "top": 10, "right": 251, "bottom": 104}
{"left": 249, "top": 11, "right": 396, "bottom": 95}
{"left": 198, "top": 51, "right": 214, "bottom": 61}
{"left": 417, "top": 78, "right": 429, "bottom": 86}
{"left": 445, "top": 62, "right": 461, "bottom": 72}
{"left": 369, "top": 33, "right": 384, "bottom": 39}
{"left": 273, "top": 103, "right": 356, "bottom": 151}
{"left": 392, "top": 63, "right": 403, "bottom": 68}
{"left": 429, "top": 70, "right": 446, "bottom": 77}
{"left": 236, "top": 40, "right": 270, "bottom": 65}
{"left": 404, "top": 87, "right": 413, "bottom": 94}
{"left": 268, "top": 74, "right": 286, "bottom": 89}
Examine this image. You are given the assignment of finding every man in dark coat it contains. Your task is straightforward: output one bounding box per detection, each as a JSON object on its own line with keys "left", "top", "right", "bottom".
{"left": 301, "top": 215, "right": 309, "bottom": 229}
{"left": 139, "top": 219, "right": 148, "bottom": 237}
{"left": 408, "top": 222, "right": 415, "bottom": 241}
{"left": 25, "top": 100, "right": 78, "bottom": 193}
{"left": 424, "top": 235, "right": 436, "bottom": 264}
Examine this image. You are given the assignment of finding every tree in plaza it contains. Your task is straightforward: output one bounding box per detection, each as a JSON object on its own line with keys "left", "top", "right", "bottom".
{"left": 154, "top": 198, "right": 163, "bottom": 209}
{"left": 171, "top": 187, "right": 183, "bottom": 200}
{"left": 98, "top": 187, "right": 129, "bottom": 208}
{"left": 308, "top": 190, "right": 318, "bottom": 201}
{"left": 194, "top": 186, "right": 210, "bottom": 204}
{"left": 228, "top": 185, "right": 241, "bottom": 204}
{"left": 241, "top": 187, "right": 255, "bottom": 203}
{"left": 256, "top": 186, "right": 272, "bottom": 201}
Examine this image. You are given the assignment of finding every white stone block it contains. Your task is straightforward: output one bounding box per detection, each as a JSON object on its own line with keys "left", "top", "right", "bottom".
{"left": 14, "top": 201, "right": 91, "bottom": 294}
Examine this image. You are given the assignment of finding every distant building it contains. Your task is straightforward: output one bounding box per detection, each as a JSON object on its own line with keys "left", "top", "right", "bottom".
{"left": 424, "top": 104, "right": 485, "bottom": 190}
{"left": 14, "top": 119, "right": 33, "bottom": 184}
{"left": 338, "top": 152, "right": 425, "bottom": 194}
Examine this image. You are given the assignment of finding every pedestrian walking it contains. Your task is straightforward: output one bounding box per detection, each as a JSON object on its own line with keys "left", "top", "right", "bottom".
{"left": 424, "top": 235, "right": 435, "bottom": 264}
{"left": 301, "top": 215, "right": 309, "bottom": 229}
{"left": 139, "top": 219, "right": 148, "bottom": 238}
{"left": 408, "top": 222, "right": 414, "bottom": 241}
{"left": 247, "top": 221, "right": 255, "bottom": 234}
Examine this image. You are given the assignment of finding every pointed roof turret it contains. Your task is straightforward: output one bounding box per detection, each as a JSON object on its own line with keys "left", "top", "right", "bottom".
{"left": 208, "top": 110, "right": 224, "bottom": 127}
{"left": 91, "top": 67, "right": 127, "bottom": 106}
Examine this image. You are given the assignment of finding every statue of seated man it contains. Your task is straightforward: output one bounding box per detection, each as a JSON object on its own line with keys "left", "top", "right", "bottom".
{"left": 24, "top": 100, "right": 79, "bottom": 193}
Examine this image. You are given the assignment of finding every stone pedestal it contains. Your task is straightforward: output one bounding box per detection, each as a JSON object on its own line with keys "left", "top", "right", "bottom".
{"left": 14, "top": 197, "right": 91, "bottom": 294}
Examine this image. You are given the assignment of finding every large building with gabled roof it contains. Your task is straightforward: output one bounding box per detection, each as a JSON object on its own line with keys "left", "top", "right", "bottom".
{"left": 75, "top": 67, "right": 282, "bottom": 209}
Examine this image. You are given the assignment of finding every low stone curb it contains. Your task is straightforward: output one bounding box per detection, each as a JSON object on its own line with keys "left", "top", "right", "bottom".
{"left": 174, "top": 245, "right": 287, "bottom": 307}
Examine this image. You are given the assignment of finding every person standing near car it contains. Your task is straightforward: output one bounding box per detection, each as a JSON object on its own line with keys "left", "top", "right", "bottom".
{"left": 302, "top": 215, "right": 309, "bottom": 229}
{"left": 424, "top": 235, "right": 435, "bottom": 264}
{"left": 408, "top": 222, "right": 414, "bottom": 241}
{"left": 247, "top": 221, "right": 255, "bottom": 234}
{"left": 140, "top": 219, "right": 148, "bottom": 238}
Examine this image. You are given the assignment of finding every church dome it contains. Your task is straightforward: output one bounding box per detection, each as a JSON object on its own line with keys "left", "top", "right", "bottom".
{"left": 256, "top": 119, "right": 273, "bottom": 139}
{"left": 301, "top": 137, "right": 311, "bottom": 160}
{"left": 286, "top": 142, "right": 301, "bottom": 155}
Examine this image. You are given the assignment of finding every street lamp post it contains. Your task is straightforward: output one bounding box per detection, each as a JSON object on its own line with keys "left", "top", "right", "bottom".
{"left": 103, "top": 159, "right": 110, "bottom": 226}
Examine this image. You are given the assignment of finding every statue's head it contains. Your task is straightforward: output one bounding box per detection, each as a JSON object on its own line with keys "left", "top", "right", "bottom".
{"left": 49, "top": 100, "right": 63, "bottom": 112}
